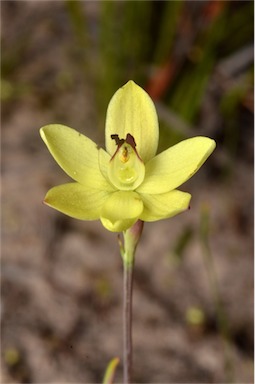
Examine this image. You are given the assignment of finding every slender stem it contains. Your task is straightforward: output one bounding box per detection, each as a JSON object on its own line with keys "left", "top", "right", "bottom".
{"left": 123, "top": 260, "right": 134, "bottom": 383}
{"left": 121, "top": 220, "right": 143, "bottom": 384}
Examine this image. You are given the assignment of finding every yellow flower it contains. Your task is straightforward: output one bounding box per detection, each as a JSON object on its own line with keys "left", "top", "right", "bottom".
{"left": 40, "top": 80, "right": 216, "bottom": 232}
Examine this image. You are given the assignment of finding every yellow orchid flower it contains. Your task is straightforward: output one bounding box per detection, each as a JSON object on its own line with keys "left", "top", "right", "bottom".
{"left": 40, "top": 80, "right": 216, "bottom": 232}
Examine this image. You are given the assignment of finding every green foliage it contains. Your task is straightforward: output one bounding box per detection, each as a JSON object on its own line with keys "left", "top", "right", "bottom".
{"left": 153, "top": 1, "right": 184, "bottom": 65}
{"left": 3, "top": 1, "right": 252, "bottom": 137}
{"left": 98, "top": 1, "right": 152, "bottom": 114}
{"left": 199, "top": 205, "right": 234, "bottom": 382}
{"left": 172, "top": 225, "right": 194, "bottom": 262}
{"left": 102, "top": 357, "right": 120, "bottom": 384}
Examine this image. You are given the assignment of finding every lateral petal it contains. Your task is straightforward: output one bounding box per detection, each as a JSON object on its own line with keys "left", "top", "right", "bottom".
{"left": 98, "top": 148, "right": 112, "bottom": 184}
{"left": 105, "top": 81, "right": 159, "bottom": 163}
{"left": 140, "top": 190, "right": 191, "bottom": 222}
{"left": 44, "top": 183, "right": 111, "bottom": 220}
{"left": 40, "top": 124, "right": 113, "bottom": 191}
{"left": 137, "top": 137, "right": 216, "bottom": 194}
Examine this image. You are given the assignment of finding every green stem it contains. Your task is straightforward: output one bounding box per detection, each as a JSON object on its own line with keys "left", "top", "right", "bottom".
{"left": 121, "top": 220, "right": 144, "bottom": 384}
{"left": 123, "top": 258, "right": 134, "bottom": 383}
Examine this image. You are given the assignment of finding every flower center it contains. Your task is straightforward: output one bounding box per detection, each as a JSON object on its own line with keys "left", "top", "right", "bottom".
{"left": 108, "top": 134, "right": 145, "bottom": 190}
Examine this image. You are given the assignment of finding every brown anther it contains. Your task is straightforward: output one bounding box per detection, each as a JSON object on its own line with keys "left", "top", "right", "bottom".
{"left": 111, "top": 133, "right": 136, "bottom": 149}
{"left": 126, "top": 134, "right": 136, "bottom": 148}
{"left": 111, "top": 134, "right": 125, "bottom": 147}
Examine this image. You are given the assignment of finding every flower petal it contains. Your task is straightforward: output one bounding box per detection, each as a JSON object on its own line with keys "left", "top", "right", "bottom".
{"left": 100, "top": 191, "right": 143, "bottom": 232}
{"left": 98, "top": 148, "right": 111, "bottom": 183}
{"left": 40, "top": 124, "right": 113, "bottom": 191}
{"left": 140, "top": 190, "right": 191, "bottom": 222}
{"left": 137, "top": 137, "right": 216, "bottom": 194}
{"left": 44, "top": 183, "right": 111, "bottom": 220}
{"left": 105, "top": 80, "right": 159, "bottom": 163}
{"left": 100, "top": 217, "right": 138, "bottom": 233}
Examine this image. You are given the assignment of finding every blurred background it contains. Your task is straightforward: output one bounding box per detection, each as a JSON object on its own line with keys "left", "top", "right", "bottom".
{"left": 1, "top": 1, "right": 254, "bottom": 383}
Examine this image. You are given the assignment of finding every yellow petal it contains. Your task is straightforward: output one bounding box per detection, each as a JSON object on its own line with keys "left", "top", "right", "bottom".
{"left": 137, "top": 137, "right": 216, "bottom": 194}
{"left": 105, "top": 80, "right": 159, "bottom": 162}
{"left": 99, "top": 148, "right": 111, "bottom": 181}
{"left": 100, "top": 217, "right": 138, "bottom": 233}
{"left": 40, "top": 124, "right": 113, "bottom": 191}
{"left": 44, "top": 183, "right": 111, "bottom": 220}
{"left": 140, "top": 190, "right": 191, "bottom": 222}
{"left": 100, "top": 190, "right": 143, "bottom": 232}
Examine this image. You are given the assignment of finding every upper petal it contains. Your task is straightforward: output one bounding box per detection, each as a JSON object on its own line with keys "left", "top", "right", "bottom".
{"left": 140, "top": 190, "right": 191, "bottom": 222}
{"left": 44, "top": 183, "right": 111, "bottom": 220}
{"left": 105, "top": 80, "right": 159, "bottom": 163}
{"left": 137, "top": 137, "right": 216, "bottom": 194}
{"left": 40, "top": 124, "right": 113, "bottom": 191}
